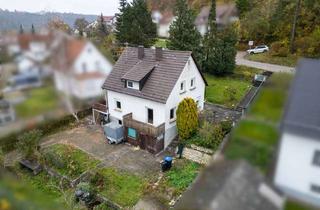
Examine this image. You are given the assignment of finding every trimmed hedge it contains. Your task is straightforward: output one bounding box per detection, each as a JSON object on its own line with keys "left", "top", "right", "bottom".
{"left": 0, "top": 108, "right": 92, "bottom": 153}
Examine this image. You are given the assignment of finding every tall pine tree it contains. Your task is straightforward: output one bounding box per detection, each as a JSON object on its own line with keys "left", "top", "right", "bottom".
{"left": 203, "top": 0, "right": 237, "bottom": 75}
{"left": 115, "top": 0, "right": 156, "bottom": 47}
{"left": 31, "top": 24, "right": 35, "bottom": 34}
{"left": 167, "top": 0, "right": 202, "bottom": 61}
{"left": 202, "top": 0, "right": 217, "bottom": 72}
{"left": 19, "top": 24, "right": 24, "bottom": 34}
{"left": 115, "top": 0, "right": 128, "bottom": 44}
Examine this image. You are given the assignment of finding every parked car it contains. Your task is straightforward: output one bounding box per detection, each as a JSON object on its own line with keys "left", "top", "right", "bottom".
{"left": 247, "top": 45, "right": 269, "bottom": 54}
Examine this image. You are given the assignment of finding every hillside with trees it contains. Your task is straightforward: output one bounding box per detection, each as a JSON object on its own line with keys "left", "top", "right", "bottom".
{"left": 0, "top": 9, "right": 96, "bottom": 31}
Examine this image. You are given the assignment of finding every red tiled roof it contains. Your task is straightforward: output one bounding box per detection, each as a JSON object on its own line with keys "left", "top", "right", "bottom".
{"left": 18, "top": 33, "right": 52, "bottom": 50}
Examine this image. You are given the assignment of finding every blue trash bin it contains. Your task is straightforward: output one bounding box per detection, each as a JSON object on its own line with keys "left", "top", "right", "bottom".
{"left": 162, "top": 156, "right": 173, "bottom": 172}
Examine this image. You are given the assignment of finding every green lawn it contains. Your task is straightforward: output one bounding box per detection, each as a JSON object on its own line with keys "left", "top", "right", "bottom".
{"left": 205, "top": 66, "right": 261, "bottom": 108}
{"left": 246, "top": 52, "right": 298, "bottom": 67}
{"left": 224, "top": 73, "right": 293, "bottom": 172}
{"left": 15, "top": 86, "right": 59, "bottom": 118}
{"left": 0, "top": 172, "right": 68, "bottom": 210}
{"left": 248, "top": 88, "right": 287, "bottom": 122}
{"left": 154, "top": 38, "right": 168, "bottom": 48}
{"left": 248, "top": 73, "right": 293, "bottom": 123}
{"left": 43, "top": 144, "right": 100, "bottom": 179}
{"left": 97, "top": 168, "right": 147, "bottom": 207}
{"left": 163, "top": 159, "right": 201, "bottom": 195}
{"left": 231, "top": 120, "right": 279, "bottom": 146}
{"left": 285, "top": 201, "right": 316, "bottom": 210}
{"left": 225, "top": 120, "right": 278, "bottom": 171}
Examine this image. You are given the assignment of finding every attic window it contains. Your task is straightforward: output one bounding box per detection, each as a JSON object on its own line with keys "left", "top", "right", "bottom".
{"left": 127, "top": 81, "right": 133, "bottom": 88}
{"left": 311, "top": 184, "right": 320, "bottom": 194}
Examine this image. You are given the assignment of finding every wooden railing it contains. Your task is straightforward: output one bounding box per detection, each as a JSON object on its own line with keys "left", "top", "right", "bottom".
{"left": 123, "top": 113, "right": 165, "bottom": 137}
{"left": 92, "top": 103, "right": 108, "bottom": 113}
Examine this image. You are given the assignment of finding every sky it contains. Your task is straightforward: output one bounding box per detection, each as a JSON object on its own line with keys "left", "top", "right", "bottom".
{"left": 0, "top": 0, "right": 123, "bottom": 15}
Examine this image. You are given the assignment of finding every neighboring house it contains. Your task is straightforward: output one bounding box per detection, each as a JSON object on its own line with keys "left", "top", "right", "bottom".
{"left": 0, "top": 99, "right": 15, "bottom": 126}
{"left": 102, "top": 46, "right": 207, "bottom": 153}
{"left": 195, "top": 4, "right": 238, "bottom": 36}
{"left": 175, "top": 160, "right": 284, "bottom": 210}
{"left": 86, "top": 16, "right": 116, "bottom": 32}
{"left": 17, "top": 33, "right": 52, "bottom": 62}
{"left": 152, "top": 11, "right": 175, "bottom": 38}
{"left": 275, "top": 59, "right": 320, "bottom": 207}
{"left": 52, "top": 35, "right": 113, "bottom": 100}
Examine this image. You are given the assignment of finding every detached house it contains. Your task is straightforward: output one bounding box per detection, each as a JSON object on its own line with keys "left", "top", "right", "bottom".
{"left": 52, "top": 35, "right": 113, "bottom": 100}
{"left": 274, "top": 59, "right": 320, "bottom": 207}
{"left": 102, "top": 46, "right": 207, "bottom": 153}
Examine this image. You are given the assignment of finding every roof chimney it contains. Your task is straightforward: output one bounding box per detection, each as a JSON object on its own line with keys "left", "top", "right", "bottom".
{"left": 155, "top": 47, "right": 163, "bottom": 61}
{"left": 138, "top": 45, "right": 144, "bottom": 59}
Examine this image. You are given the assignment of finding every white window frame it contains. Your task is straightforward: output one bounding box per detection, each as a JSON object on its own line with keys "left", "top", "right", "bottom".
{"left": 169, "top": 107, "right": 176, "bottom": 123}
{"left": 180, "top": 80, "right": 186, "bottom": 94}
{"left": 127, "top": 80, "right": 134, "bottom": 88}
{"left": 115, "top": 99, "right": 122, "bottom": 111}
{"left": 190, "top": 77, "right": 196, "bottom": 90}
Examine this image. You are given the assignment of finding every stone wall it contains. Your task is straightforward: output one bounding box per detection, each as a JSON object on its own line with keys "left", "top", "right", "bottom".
{"left": 182, "top": 144, "right": 213, "bottom": 165}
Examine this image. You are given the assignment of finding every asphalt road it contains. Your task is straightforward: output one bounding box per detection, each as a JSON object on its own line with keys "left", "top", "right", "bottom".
{"left": 236, "top": 51, "right": 295, "bottom": 73}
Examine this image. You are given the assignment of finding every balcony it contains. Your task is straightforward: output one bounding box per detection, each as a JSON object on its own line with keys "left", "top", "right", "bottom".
{"left": 123, "top": 113, "right": 165, "bottom": 137}
{"left": 92, "top": 103, "right": 108, "bottom": 114}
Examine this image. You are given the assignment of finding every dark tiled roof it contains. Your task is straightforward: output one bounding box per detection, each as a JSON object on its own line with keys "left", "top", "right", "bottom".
{"left": 282, "top": 59, "right": 320, "bottom": 139}
{"left": 103, "top": 47, "right": 206, "bottom": 104}
{"left": 175, "top": 160, "right": 281, "bottom": 210}
{"left": 121, "top": 61, "right": 156, "bottom": 82}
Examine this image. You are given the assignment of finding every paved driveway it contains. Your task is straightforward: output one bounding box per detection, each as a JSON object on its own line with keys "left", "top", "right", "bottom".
{"left": 236, "top": 51, "right": 295, "bottom": 73}
{"left": 41, "top": 124, "right": 161, "bottom": 177}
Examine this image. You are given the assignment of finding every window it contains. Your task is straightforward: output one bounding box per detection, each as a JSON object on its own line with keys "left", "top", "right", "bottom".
{"left": 127, "top": 81, "right": 133, "bottom": 88}
{"left": 118, "top": 120, "right": 122, "bottom": 125}
{"left": 128, "top": 128, "right": 137, "bottom": 139}
{"left": 95, "top": 61, "right": 100, "bottom": 69}
{"left": 116, "top": 100, "right": 121, "bottom": 110}
{"left": 311, "top": 184, "right": 320, "bottom": 194}
{"left": 147, "top": 108, "right": 153, "bottom": 124}
{"left": 82, "top": 63, "right": 87, "bottom": 72}
{"left": 180, "top": 81, "right": 186, "bottom": 93}
{"left": 313, "top": 150, "right": 320, "bottom": 166}
{"left": 190, "top": 78, "right": 196, "bottom": 89}
{"left": 170, "top": 108, "right": 176, "bottom": 120}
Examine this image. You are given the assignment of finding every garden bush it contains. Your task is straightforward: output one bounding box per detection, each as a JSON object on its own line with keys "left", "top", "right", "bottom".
{"left": 270, "top": 40, "right": 290, "bottom": 57}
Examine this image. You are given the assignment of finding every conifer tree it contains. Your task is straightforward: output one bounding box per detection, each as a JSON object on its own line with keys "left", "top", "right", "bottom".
{"left": 19, "top": 24, "right": 24, "bottom": 34}
{"left": 167, "top": 0, "right": 202, "bottom": 61}
{"left": 176, "top": 98, "right": 198, "bottom": 141}
{"left": 31, "top": 24, "right": 35, "bottom": 34}
{"left": 115, "top": 0, "right": 156, "bottom": 47}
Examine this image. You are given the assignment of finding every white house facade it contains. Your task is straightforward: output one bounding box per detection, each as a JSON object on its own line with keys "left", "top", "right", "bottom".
{"left": 102, "top": 47, "right": 207, "bottom": 153}
{"left": 52, "top": 37, "right": 113, "bottom": 100}
{"left": 274, "top": 59, "right": 320, "bottom": 207}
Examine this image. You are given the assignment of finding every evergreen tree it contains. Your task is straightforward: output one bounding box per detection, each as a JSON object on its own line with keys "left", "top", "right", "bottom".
{"left": 202, "top": 0, "right": 237, "bottom": 75}
{"left": 97, "top": 13, "right": 109, "bottom": 38}
{"left": 236, "top": 0, "right": 250, "bottom": 18}
{"left": 176, "top": 98, "right": 198, "bottom": 141}
{"left": 202, "top": 0, "right": 217, "bottom": 72}
{"left": 19, "top": 24, "right": 24, "bottom": 34}
{"left": 31, "top": 24, "right": 35, "bottom": 34}
{"left": 115, "top": 0, "right": 128, "bottom": 43}
{"left": 115, "top": 0, "right": 157, "bottom": 47}
{"left": 74, "top": 18, "right": 89, "bottom": 37}
{"left": 167, "top": 0, "right": 202, "bottom": 61}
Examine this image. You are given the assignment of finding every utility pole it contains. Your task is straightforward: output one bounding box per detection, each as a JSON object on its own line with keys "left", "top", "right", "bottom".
{"left": 290, "top": 0, "right": 302, "bottom": 54}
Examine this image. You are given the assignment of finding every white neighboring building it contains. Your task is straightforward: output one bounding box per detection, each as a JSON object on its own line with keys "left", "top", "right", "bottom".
{"left": 152, "top": 11, "right": 174, "bottom": 38}
{"left": 274, "top": 59, "right": 320, "bottom": 207}
{"left": 52, "top": 36, "right": 113, "bottom": 100}
{"left": 102, "top": 47, "right": 207, "bottom": 153}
